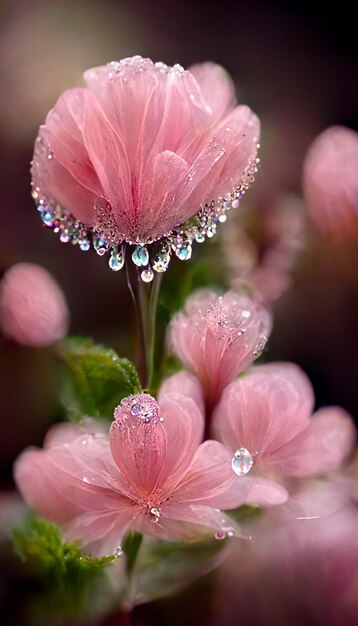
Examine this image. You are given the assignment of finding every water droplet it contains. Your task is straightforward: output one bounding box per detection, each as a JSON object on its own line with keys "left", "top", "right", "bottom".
{"left": 150, "top": 506, "right": 160, "bottom": 523}
{"left": 141, "top": 268, "right": 154, "bottom": 282}
{"left": 47, "top": 150, "right": 54, "bottom": 160}
{"left": 109, "top": 247, "right": 124, "bottom": 271}
{"left": 113, "top": 546, "right": 123, "bottom": 558}
{"left": 232, "top": 448, "right": 254, "bottom": 476}
{"left": 175, "top": 242, "right": 192, "bottom": 261}
{"left": 130, "top": 402, "right": 142, "bottom": 416}
{"left": 218, "top": 214, "right": 227, "bottom": 223}
{"left": 231, "top": 199, "right": 239, "bottom": 209}
{"left": 152, "top": 259, "right": 168, "bottom": 272}
{"left": 214, "top": 532, "right": 226, "bottom": 540}
{"left": 93, "top": 236, "right": 110, "bottom": 256}
{"left": 132, "top": 245, "right": 149, "bottom": 267}
{"left": 79, "top": 237, "right": 90, "bottom": 251}
{"left": 195, "top": 233, "right": 205, "bottom": 243}
{"left": 60, "top": 232, "right": 71, "bottom": 243}
{"left": 252, "top": 335, "right": 267, "bottom": 356}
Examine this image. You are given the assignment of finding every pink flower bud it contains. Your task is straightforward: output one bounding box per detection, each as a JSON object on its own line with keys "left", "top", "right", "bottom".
{"left": 168, "top": 290, "right": 272, "bottom": 407}
{"left": 0, "top": 263, "right": 69, "bottom": 346}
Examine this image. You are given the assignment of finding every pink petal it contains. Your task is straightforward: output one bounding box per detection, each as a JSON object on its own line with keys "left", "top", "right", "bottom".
{"left": 212, "top": 474, "right": 289, "bottom": 509}
{"left": 32, "top": 89, "right": 103, "bottom": 225}
{"left": 151, "top": 503, "right": 241, "bottom": 541}
{"left": 272, "top": 407, "right": 356, "bottom": 477}
{"left": 244, "top": 477, "right": 289, "bottom": 506}
{"left": 267, "top": 479, "right": 352, "bottom": 521}
{"left": 213, "top": 380, "right": 273, "bottom": 457}
{"left": 189, "top": 62, "right": 237, "bottom": 120}
{"left": 243, "top": 362, "right": 315, "bottom": 446}
{"left": 65, "top": 509, "right": 133, "bottom": 557}
{"left": 14, "top": 433, "right": 132, "bottom": 523}
{"left": 158, "top": 370, "right": 205, "bottom": 415}
{"left": 14, "top": 448, "right": 82, "bottom": 522}
{"left": 172, "top": 440, "right": 240, "bottom": 507}
{"left": 44, "top": 418, "right": 106, "bottom": 448}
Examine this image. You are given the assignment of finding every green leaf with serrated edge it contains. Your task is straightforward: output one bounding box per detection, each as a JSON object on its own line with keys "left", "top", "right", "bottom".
{"left": 57, "top": 337, "right": 141, "bottom": 420}
{"left": 12, "top": 516, "right": 121, "bottom": 622}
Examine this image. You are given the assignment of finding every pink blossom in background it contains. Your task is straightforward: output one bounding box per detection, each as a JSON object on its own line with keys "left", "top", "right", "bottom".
{"left": 32, "top": 56, "right": 259, "bottom": 245}
{"left": 168, "top": 290, "right": 272, "bottom": 408}
{"left": 213, "top": 362, "right": 356, "bottom": 505}
{"left": 303, "top": 125, "right": 358, "bottom": 236}
{"left": 14, "top": 389, "right": 245, "bottom": 557}
{"left": 224, "top": 194, "right": 306, "bottom": 303}
{"left": 0, "top": 263, "right": 69, "bottom": 347}
{"left": 216, "top": 507, "right": 358, "bottom": 626}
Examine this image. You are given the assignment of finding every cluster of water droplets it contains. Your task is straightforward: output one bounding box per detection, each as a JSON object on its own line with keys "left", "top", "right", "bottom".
{"left": 114, "top": 393, "right": 164, "bottom": 426}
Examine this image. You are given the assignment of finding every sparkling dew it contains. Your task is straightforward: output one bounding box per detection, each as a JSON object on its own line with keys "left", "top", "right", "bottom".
{"left": 231, "top": 447, "right": 254, "bottom": 476}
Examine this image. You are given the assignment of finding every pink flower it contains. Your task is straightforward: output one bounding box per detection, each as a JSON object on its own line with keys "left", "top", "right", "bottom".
{"left": 213, "top": 362, "right": 356, "bottom": 505}
{"left": 31, "top": 56, "right": 260, "bottom": 281}
{"left": 168, "top": 290, "right": 272, "bottom": 408}
{"left": 14, "top": 386, "right": 242, "bottom": 557}
{"left": 303, "top": 126, "right": 358, "bottom": 236}
{"left": 0, "top": 263, "right": 69, "bottom": 347}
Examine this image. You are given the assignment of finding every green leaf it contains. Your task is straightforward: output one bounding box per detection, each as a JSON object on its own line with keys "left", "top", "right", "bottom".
{"left": 58, "top": 337, "right": 141, "bottom": 420}
{"left": 126, "top": 535, "right": 228, "bottom": 605}
{"left": 12, "top": 516, "right": 118, "bottom": 622}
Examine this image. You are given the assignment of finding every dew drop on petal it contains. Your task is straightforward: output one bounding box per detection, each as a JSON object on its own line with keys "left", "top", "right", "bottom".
{"left": 113, "top": 546, "right": 123, "bottom": 558}
{"left": 141, "top": 268, "right": 154, "bottom": 282}
{"left": 214, "top": 532, "right": 226, "bottom": 540}
{"left": 150, "top": 506, "right": 160, "bottom": 523}
{"left": 231, "top": 448, "right": 254, "bottom": 476}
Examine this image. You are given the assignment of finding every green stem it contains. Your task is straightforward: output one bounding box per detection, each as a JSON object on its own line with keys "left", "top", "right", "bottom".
{"left": 126, "top": 250, "right": 162, "bottom": 390}
{"left": 145, "top": 273, "right": 162, "bottom": 391}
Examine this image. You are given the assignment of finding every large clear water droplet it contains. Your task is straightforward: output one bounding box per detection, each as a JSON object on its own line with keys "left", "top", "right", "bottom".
{"left": 231, "top": 448, "right": 254, "bottom": 476}
{"left": 132, "top": 245, "right": 149, "bottom": 267}
{"left": 109, "top": 247, "right": 124, "bottom": 271}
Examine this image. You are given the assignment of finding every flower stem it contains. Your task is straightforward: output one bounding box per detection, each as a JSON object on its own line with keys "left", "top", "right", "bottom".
{"left": 125, "top": 248, "right": 162, "bottom": 390}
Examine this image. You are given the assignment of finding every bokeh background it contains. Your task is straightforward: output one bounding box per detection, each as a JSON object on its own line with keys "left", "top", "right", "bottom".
{"left": 0, "top": 1, "right": 357, "bottom": 624}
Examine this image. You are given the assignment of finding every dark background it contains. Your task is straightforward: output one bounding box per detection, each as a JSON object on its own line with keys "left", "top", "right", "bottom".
{"left": 0, "top": 1, "right": 357, "bottom": 624}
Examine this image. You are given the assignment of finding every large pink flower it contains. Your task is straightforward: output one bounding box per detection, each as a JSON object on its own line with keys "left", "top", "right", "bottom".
{"left": 14, "top": 384, "right": 242, "bottom": 557}
{"left": 213, "top": 362, "right": 356, "bottom": 505}
{"left": 31, "top": 56, "right": 260, "bottom": 280}
{"left": 303, "top": 126, "right": 358, "bottom": 236}
{"left": 168, "top": 289, "right": 272, "bottom": 408}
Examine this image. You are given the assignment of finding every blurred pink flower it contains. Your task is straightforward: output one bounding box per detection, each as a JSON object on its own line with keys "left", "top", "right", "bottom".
{"left": 217, "top": 507, "right": 358, "bottom": 626}
{"left": 31, "top": 55, "right": 260, "bottom": 280}
{"left": 224, "top": 194, "right": 306, "bottom": 303}
{"left": 213, "top": 362, "right": 356, "bottom": 505}
{"left": 303, "top": 126, "right": 358, "bottom": 236}
{"left": 14, "top": 388, "right": 242, "bottom": 557}
{"left": 168, "top": 290, "right": 272, "bottom": 408}
{"left": 0, "top": 263, "right": 69, "bottom": 347}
